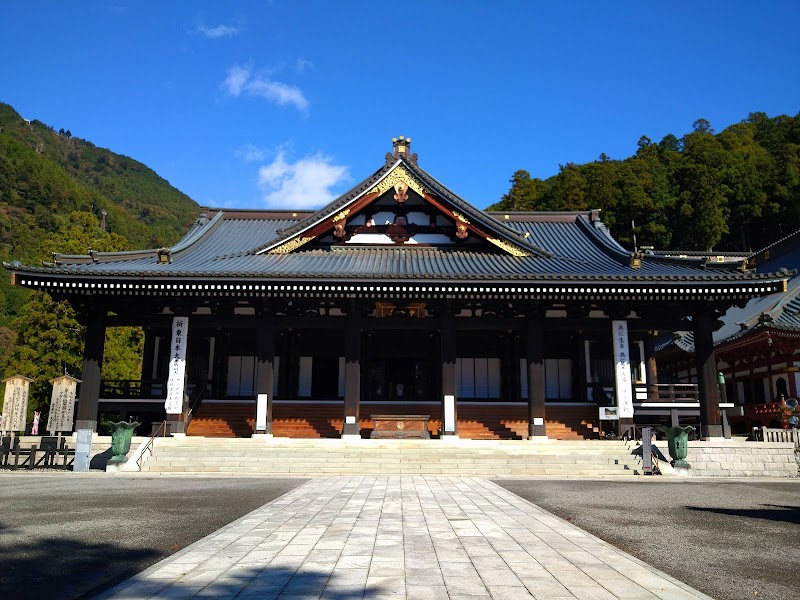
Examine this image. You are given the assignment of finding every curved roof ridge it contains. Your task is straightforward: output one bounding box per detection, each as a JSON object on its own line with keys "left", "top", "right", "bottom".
{"left": 402, "top": 159, "right": 553, "bottom": 257}
{"left": 253, "top": 161, "right": 396, "bottom": 253}
{"left": 171, "top": 210, "right": 225, "bottom": 254}
{"left": 750, "top": 227, "right": 800, "bottom": 259}
{"left": 573, "top": 214, "right": 633, "bottom": 264}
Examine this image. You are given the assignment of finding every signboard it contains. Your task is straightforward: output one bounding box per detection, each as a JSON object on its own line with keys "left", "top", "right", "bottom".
{"left": 256, "top": 394, "right": 268, "bottom": 431}
{"left": 47, "top": 375, "right": 81, "bottom": 433}
{"left": 642, "top": 426, "right": 654, "bottom": 474}
{"left": 612, "top": 320, "right": 634, "bottom": 418}
{"left": 165, "top": 316, "right": 189, "bottom": 414}
{"left": 599, "top": 406, "right": 619, "bottom": 420}
{"left": 73, "top": 428, "right": 93, "bottom": 472}
{"left": 443, "top": 394, "right": 455, "bottom": 432}
{"left": 1, "top": 375, "right": 33, "bottom": 432}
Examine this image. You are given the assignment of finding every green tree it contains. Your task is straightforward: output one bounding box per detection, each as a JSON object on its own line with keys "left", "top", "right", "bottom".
{"left": 0, "top": 292, "right": 83, "bottom": 417}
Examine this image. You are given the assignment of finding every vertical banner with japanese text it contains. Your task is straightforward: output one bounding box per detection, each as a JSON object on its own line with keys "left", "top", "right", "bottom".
{"left": 165, "top": 316, "right": 189, "bottom": 414}
{"left": 1, "top": 375, "right": 32, "bottom": 432}
{"left": 612, "top": 320, "right": 634, "bottom": 418}
{"left": 47, "top": 375, "right": 80, "bottom": 433}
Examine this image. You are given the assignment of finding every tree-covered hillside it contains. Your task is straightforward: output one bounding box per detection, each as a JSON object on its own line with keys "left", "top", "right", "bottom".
{"left": 0, "top": 102, "right": 199, "bottom": 327}
{"left": 490, "top": 113, "right": 800, "bottom": 252}
{"left": 0, "top": 101, "right": 198, "bottom": 416}
{"left": 0, "top": 102, "right": 199, "bottom": 256}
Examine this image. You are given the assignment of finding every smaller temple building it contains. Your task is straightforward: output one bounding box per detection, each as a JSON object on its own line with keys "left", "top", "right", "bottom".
{"left": 660, "top": 230, "right": 800, "bottom": 431}
{"left": 4, "top": 138, "right": 792, "bottom": 440}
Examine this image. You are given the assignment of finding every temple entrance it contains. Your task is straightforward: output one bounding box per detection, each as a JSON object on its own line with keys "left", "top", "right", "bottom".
{"left": 364, "top": 330, "right": 436, "bottom": 404}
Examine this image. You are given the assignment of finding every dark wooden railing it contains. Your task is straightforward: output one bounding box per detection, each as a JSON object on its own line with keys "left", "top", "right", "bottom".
{"left": 634, "top": 383, "right": 700, "bottom": 404}
{"left": 100, "top": 379, "right": 167, "bottom": 399}
{"left": 100, "top": 379, "right": 216, "bottom": 401}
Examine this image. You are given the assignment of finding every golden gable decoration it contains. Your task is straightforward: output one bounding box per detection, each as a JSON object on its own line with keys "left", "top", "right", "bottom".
{"left": 369, "top": 165, "right": 427, "bottom": 198}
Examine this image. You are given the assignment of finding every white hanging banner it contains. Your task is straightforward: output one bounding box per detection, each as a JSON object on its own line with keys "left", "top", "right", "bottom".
{"left": 256, "top": 394, "right": 268, "bottom": 431}
{"left": 443, "top": 394, "right": 456, "bottom": 432}
{"left": 1, "top": 375, "right": 33, "bottom": 432}
{"left": 165, "top": 316, "right": 189, "bottom": 415}
{"left": 612, "top": 320, "right": 634, "bottom": 418}
{"left": 47, "top": 375, "right": 81, "bottom": 433}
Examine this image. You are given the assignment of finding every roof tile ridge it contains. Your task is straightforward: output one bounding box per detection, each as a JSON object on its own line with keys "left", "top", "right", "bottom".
{"left": 169, "top": 210, "right": 224, "bottom": 255}
{"left": 49, "top": 248, "right": 159, "bottom": 265}
{"left": 749, "top": 228, "right": 800, "bottom": 259}
{"left": 573, "top": 214, "right": 634, "bottom": 265}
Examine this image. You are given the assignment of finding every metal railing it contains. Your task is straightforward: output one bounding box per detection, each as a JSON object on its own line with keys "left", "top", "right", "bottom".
{"left": 136, "top": 420, "right": 168, "bottom": 472}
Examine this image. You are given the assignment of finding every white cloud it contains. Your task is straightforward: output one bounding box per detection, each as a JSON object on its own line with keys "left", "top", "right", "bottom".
{"left": 235, "top": 143, "right": 269, "bottom": 163}
{"left": 222, "top": 65, "right": 250, "bottom": 96}
{"left": 257, "top": 151, "right": 349, "bottom": 209}
{"left": 295, "top": 58, "right": 313, "bottom": 73}
{"left": 221, "top": 64, "right": 308, "bottom": 113}
{"left": 195, "top": 22, "right": 240, "bottom": 39}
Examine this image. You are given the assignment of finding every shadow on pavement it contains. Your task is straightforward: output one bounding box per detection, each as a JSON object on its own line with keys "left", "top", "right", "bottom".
{"left": 95, "top": 565, "right": 380, "bottom": 600}
{"left": 685, "top": 503, "right": 800, "bottom": 525}
{"left": 0, "top": 533, "right": 159, "bottom": 600}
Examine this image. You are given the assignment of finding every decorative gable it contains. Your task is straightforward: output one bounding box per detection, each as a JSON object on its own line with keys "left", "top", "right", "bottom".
{"left": 258, "top": 137, "right": 547, "bottom": 258}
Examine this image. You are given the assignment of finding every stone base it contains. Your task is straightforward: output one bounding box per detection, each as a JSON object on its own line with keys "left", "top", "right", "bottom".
{"left": 341, "top": 434, "right": 363, "bottom": 442}
{"left": 439, "top": 435, "right": 461, "bottom": 443}
{"left": 252, "top": 433, "right": 274, "bottom": 439}
{"left": 527, "top": 435, "right": 551, "bottom": 442}
{"left": 654, "top": 440, "right": 797, "bottom": 477}
{"left": 106, "top": 456, "right": 128, "bottom": 473}
{"left": 673, "top": 464, "right": 692, "bottom": 477}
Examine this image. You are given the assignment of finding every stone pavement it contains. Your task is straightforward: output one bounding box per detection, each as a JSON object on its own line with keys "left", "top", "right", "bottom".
{"left": 95, "top": 477, "right": 713, "bottom": 600}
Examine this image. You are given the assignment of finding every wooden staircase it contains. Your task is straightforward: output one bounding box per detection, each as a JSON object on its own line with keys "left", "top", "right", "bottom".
{"left": 187, "top": 402, "right": 601, "bottom": 440}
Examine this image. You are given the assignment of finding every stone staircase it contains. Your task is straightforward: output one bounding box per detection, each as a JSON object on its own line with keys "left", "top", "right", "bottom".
{"left": 138, "top": 438, "right": 643, "bottom": 476}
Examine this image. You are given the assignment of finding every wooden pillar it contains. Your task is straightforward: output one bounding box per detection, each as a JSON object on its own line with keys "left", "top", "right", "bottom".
{"left": 526, "top": 308, "right": 546, "bottom": 438}
{"left": 141, "top": 327, "right": 156, "bottom": 392}
{"left": 287, "top": 330, "right": 299, "bottom": 400}
{"left": 576, "top": 334, "right": 587, "bottom": 402}
{"left": 440, "top": 306, "right": 458, "bottom": 436}
{"left": 510, "top": 333, "right": 522, "bottom": 402}
{"left": 255, "top": 311, "right": 275, "bottom": 435}
{"left": 342, "top": 302, "right": 361, "bottom": 437}
{"left": 645, "top": 333, "right": 659, "bottom": 386}
{"left": 76, "top": 308, "right": 107, "bottom": 431}
{"left": 694, "top": 308, "right": 723, "bottom": 438}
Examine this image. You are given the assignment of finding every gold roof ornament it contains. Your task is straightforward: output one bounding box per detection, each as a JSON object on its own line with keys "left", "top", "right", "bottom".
{"left": 369, "top": 164, "right": 427, "bottom": 198}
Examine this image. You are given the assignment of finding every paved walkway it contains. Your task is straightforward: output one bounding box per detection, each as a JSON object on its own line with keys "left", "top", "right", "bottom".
{"left": 96, "top": 477, "right": 713, "bottom": 600}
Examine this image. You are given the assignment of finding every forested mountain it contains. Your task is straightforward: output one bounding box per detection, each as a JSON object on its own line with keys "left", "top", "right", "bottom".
{"left": 0, "top": 102, "right": 199, "bottom": 326}
{"left": 0, "top": 102, "right": 198, "bottom": 412}
{"left": 490, "top": 113, "right": 800, "bottom": 253}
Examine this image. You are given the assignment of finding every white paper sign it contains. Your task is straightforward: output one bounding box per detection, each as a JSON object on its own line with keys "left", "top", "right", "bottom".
{"left": 48, "top": 375, "right": 80, "bottom": 433}
{"left": 612, "top": 320, "right": 634, "bottom": 418}
{"left": 1, "top": 376, "right": 32, "bottom": 432}
{"left": 165, "top": 316, "right": 189, "bottom": 414}
{"left": 256, "top": 394, "right": 268, "bottom": 431}
{"left": 444, "top": 394, "right": 455, "bottom": 432}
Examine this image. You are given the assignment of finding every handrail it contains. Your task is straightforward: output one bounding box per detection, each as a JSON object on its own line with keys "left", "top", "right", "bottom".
{"left": 184, "top": 382, "right": 208, "bottom": 428}
{"left": 136, "top": 420, "right": 167, "bottom": 472}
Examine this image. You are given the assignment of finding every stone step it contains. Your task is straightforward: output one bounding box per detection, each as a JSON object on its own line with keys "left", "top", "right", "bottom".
{"left": 140, "top": 437, "right": 640, "bottom": 476}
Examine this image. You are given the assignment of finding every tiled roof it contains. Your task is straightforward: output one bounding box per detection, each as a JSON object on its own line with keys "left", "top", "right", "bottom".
{"left": 659, "top": 230, "right": 800, "bottom": 352}
{"left": 5, "top": 144, "right": 793, "bottom": 291}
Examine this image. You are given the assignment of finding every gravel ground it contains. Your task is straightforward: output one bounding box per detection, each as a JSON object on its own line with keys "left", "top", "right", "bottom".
{"left": 0, "top": 473, "right": 305, "bottom": 600}
{"left": 495, "top": 478, "right": 800, "bottom": 600}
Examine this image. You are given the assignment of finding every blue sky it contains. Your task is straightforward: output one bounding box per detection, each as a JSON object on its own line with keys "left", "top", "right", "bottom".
{"left": 2, "top": 1, "right": 799, "bottom": 211}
